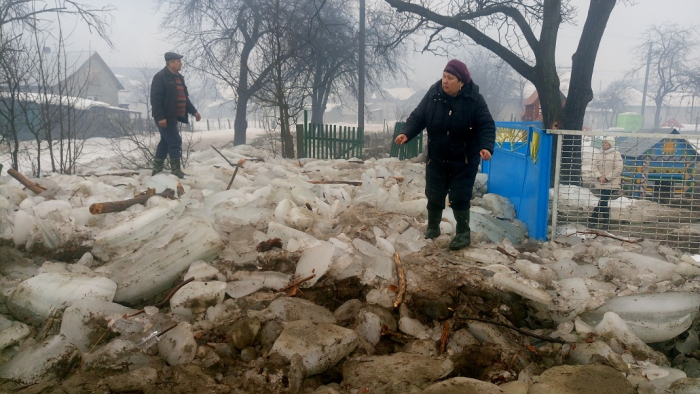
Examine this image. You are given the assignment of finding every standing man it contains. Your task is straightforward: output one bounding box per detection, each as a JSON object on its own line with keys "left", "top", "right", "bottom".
{"left": 395, "top": 59, "right": 495, "bottom": 250}
{"left": 151, "top": 51, "right": 201, "bottom": 178}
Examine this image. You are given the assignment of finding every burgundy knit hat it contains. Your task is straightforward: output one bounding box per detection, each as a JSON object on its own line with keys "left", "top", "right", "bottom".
{"left": 444, "top": 59, "right": 470, "bottom": 83}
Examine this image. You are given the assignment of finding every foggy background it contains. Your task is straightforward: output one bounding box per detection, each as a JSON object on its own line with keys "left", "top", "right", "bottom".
{"left": 62, "top": 0, "right": 700, "bottom": 91}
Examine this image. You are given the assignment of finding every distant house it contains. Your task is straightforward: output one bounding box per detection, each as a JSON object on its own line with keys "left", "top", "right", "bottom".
{"left": 56, "top": 52, "right": 124, "bottom": 107}
{"left": 521, "top": 90, "right": 566, "bottom": 123}
{"left": 616, "top": 128, "right": 700, "bottom": 201}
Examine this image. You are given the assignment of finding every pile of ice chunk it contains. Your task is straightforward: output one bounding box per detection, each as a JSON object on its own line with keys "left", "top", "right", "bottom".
{"left": 2, "top": 143, "right": 700, "bottom": 392}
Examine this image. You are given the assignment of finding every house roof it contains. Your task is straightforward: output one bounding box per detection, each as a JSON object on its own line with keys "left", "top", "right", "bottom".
{"left": 70, "top": 52, "right": 124, "bottom": 90}
{"left": 616, "top": 128, "right": 699, "bottom": 158}
{"left": 0, "top": 91, "right": 125, "bottom": 111}
{"left": 523, "top": 90, "right": 567, "bottom": 106}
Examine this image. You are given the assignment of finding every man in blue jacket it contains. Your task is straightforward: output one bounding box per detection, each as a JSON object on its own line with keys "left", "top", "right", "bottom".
{"left": 150, "top": 52, "right": 201, "bottom": 178}
{"left": 395, "top": 59, "right": 496, "bottom": 250}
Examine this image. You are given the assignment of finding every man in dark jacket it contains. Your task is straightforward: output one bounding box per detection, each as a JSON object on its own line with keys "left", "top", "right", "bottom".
{"left": 395, "top": 59, "right": 496, "bottom": 250}
{"left": 150, "top": 51, "right": 201, "bottom": 178}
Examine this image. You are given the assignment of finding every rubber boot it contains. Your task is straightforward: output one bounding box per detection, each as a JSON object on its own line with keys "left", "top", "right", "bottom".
{"left": 169, "top": 157, "right": 185, "bottom": 179}
{"left": 152, "top": 158, "right": 165, "bottom": 176}
{"left": 424, "top": 209, "right": 442, "bottom": 239}
{"left": 449, "top": 209, "right": 471, "bottom": 250}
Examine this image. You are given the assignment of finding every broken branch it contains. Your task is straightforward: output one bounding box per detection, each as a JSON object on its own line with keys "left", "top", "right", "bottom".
{"left": 226, "top": 165, "right": 239, "bottom": 190}
{"left": 89, "top": 188, "right": 175, "bottom": 215}
{"left": 307, "top": 180, "right": 362, "bottom": 186}
{"left": 277, "top": 274, "right": 316, "bottom": 293}
{"left": 572, "top": 230, "right": 642, "bottom": 243}
{"left": 7, "top": 168, "right": 47, "bottom": 195}
{"left": 127, "top": 277, "right": 195, "bottom": 317}
{"left": 456, "top": 316, "right": 565, "bottom": 344}
{"left": 393, "top": 253, "right": 406, "bottom": 308}
{"left": 496, "top": 246, "right": 517, "bottom": 258}
{"left": 439, "top": 320, "right": 450, "bottom": 355}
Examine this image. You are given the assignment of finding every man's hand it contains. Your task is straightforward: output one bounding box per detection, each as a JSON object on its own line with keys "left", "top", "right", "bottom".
{"left": 194, "top": 112, "right": 201, "bottom": 122}
{"left": 158, "top": 119, "right": 167, "bottom": 128}
{"left": 479, "top": 149, "right": 492, "bottom": 161}
{"left": 395, "top": 134, "right": 407, "bottom": 145}
{"left": 599, "top": 176, "right": 608, "bottom": 183}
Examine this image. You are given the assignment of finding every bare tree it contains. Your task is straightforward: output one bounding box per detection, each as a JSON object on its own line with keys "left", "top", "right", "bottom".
{"left": 589, "top": 79, "right": 633, "bottom": 129}
{"left": 631, "top": 24, "right": 698, "bottom": 128}
{"left": 464, "top": 47, "right": 521, "bottom": 120}
{"left": 0, "top": 0, "right": 113, "bottom": 174}
{"left": 380, "top": 0, "right": 629, "bottom": 184}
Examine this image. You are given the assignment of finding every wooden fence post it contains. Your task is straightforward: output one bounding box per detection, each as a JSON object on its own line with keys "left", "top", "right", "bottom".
{"left": 296, "top": 124, "right": 305, "bottom": 159}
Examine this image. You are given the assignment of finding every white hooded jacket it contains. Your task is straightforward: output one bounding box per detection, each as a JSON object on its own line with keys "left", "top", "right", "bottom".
{"left": 593, "top": 145, "right": 624, "bottom": 190}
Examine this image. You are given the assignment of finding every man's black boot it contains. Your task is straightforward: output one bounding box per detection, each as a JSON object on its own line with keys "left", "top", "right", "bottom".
{"left": 424, "top": 209, "right": 442, "bottom": 239}
{"left": 169, "top": 158, "right": 186, "bottom": 179}
{"left": 449, "top": 209, "right": 471, "bottom": 250}
{"left": 152, "top": 157, "right": 165, "bottom": 176}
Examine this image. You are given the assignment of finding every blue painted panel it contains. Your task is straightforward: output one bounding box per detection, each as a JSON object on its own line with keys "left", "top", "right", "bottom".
{"left": 482, "top": 123, "right": 551, "bottom": 240}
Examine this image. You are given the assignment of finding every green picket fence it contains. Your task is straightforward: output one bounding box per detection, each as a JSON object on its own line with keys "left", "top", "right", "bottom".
{"left": 300, "top": 111, "right": 364, "bottom": 159}
{"left": 390, "top": 121, "right": 423, "bottom": 160}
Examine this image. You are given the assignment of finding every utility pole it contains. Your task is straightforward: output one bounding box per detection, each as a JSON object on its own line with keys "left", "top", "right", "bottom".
{"left": 640, "top": 42, "right": 652, "bottom": 128}
{"left": 358, "top": 0, "right": 365, "bottom": 131}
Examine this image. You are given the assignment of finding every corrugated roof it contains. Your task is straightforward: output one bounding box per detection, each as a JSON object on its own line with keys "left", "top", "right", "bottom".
{"left": 615, "top": 128, "right": 698, "bottom": 158}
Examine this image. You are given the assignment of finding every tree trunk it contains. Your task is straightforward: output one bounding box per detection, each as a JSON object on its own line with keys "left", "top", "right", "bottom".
{"left": 654, "top": 96, "right": 663, "bottom": 128}
{"left": 233, "top": 95, "right": 249, "bottom": 146}
{"left": 556, "top": 0, "right": 616, "bottom": 185}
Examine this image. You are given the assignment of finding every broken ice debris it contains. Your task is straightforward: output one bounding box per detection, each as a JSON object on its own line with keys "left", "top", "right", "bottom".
{"left": 7, "top": 273, "right": 117, "bottom": 325}
{"left": 270, "top": 320, "right": 358, "bottom": 375}
{"left": 60, "top": 299, "right": 137, "bottom": 352}
{"left": 169, "top": 281, "right": 227, "bottom": 317}
{"left": 295, "top": 242, "right": 335, "bottom": 287}
{"left": 580, "top": 292, "right": 700, "bottom": 343}
{"left": 0, "top": 334, "right": 81, "bottom": 384}
{"left": 104, "top": 216, "right": 224, "bottom": 303}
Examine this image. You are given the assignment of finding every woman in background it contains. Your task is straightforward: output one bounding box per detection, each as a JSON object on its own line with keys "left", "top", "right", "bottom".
{"left": 588, "top": 136, "right": 623, "bottom": 231}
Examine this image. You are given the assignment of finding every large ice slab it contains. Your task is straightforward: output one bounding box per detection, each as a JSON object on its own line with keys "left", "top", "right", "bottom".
{"left": 0, "top": 334, "right": 81, "bottom": 384}
{"left": 104, "top": 216, "right": 224, "bottom": 303}
{"left": 7, "top": 273, "right": 117, "bottom": 325}
{"left": 580, "top": 292, "right": 700, "bottom": 343}
{"left": 60, "top": 299, "right": 137, "bottom": 352}
{"left": 92, "top": 198, "right": 187, "bottom": 259}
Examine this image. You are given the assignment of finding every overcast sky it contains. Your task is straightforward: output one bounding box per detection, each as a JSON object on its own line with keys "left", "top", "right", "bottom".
{"left": 61, "top": 0, "right": 699, "bottom": 91}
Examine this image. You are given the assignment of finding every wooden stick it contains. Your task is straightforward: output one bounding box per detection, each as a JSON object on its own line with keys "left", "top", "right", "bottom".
{"left": 572, "top": 230, "right": 642, "bottom": 243}
{"left": 276, "top": 274, "right": 316, "bottom": 293}
{"left": 307, "top": 180, "right": 362, "bottom": 186}
{"left": 87, "top": 328, "right": 110, "bottom": 355}
{"left": 127, "top": 277, "right": 195, "bottom": 317}
{"left": 439, "top": 320, "right": 450, "bottom": 355}
{"left": 226, "top": 165, "right": 239, "bottom": 190}
{"left": 156, "top": 323, "right": 179, "bottom": 337}
{"left": 456, "top": 316, "right": 565, "bottom": 344}
{"left": 177, "top": 182, "right": 185, "bottom": 197}
{"left": 7, "top": 168, "right": 47, "bottom": 195}
{"left": 393, "top": 253, "right": 406, "bottom": 308}
{"left": 89, "top": 188, "right": 175, "bottom": 215}
{"left": 497, "top": 246, "right": 517, "bottom": 258}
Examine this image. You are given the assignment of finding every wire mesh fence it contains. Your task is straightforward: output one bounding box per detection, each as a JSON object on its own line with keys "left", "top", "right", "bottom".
{"left": 551, "top": 129, "right": 700, "bottom": 253}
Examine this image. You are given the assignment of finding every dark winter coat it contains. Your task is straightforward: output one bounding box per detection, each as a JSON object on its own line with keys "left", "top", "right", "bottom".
{"left": 401, "top": 80, "right": 496, "bottom": 163}
{"left": 150, "top": 67, "right": 198, "bottom": 124}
